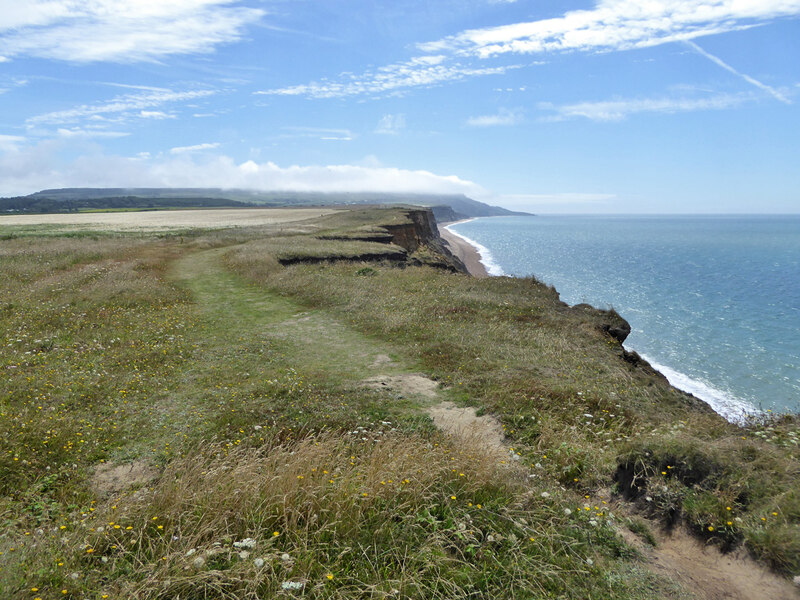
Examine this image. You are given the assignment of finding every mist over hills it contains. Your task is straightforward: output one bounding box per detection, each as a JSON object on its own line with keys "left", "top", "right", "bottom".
{"left": 3, "top": 188, "right": 529, "bottom": 221}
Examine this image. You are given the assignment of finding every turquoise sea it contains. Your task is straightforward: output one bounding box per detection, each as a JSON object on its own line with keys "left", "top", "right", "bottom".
{"left": 446, "top": 215, "right": 800, "bottom": 421}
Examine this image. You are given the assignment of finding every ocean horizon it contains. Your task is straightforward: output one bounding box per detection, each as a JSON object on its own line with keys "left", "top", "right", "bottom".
{"left": 446, "top": 214, "right": 800, "bottom": 422}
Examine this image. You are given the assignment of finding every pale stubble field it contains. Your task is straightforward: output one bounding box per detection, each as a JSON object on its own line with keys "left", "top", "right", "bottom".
{"left": 0, "top": 207, "right": 337, "bottom": 232}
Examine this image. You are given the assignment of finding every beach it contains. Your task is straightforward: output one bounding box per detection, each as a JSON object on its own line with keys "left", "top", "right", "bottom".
{"left": 440, "top": 223, "right": 489, "bottom": 278}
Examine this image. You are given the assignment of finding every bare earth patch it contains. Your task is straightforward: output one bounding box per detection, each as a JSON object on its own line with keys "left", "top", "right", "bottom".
{"left": 620, "top": 525, "right": 800, "bottom": 600}
{"left": 426, "top": 401, "right": 506, "bottom": 455}
{"left": 370, "top": 354, "right": 396, "bottom": 368}
{"left": 92, "top": 460, "right": 157, "bottom": 496}
{"left": 362, "top": 374, "right": 440, "bottom": 398}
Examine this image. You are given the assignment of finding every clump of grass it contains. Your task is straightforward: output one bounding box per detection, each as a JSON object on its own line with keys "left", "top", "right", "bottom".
{"left": 8, "top": 433, "right": 653, "bottom": 599}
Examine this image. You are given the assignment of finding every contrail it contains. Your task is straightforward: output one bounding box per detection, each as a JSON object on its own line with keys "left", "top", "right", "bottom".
{"left": 686, "top": 41, "right": 790, "bottom": 104}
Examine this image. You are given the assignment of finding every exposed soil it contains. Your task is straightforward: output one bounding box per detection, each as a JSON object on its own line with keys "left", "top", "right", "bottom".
{"left": 426, "top": 401, "right": 506, "bottom": 456}
{"left": 362, "top": 373, "right": 440, "bottom": 398}
{"left": 92, "top": 459, "right": 157, "bottom": 496}
{"left": 370, "top": 354, "right": 396, "bottom": 368}
{"left": 620, "top": 523, "right": 800, "bottom": 600}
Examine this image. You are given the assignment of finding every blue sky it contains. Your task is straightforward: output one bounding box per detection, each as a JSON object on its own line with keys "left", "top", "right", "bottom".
{"left": 1, "top": 0, "right": 799, "bottom": 213}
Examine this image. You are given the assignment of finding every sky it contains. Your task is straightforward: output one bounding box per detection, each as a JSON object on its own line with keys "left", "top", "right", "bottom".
{"left": 1, "top": 0, "right": 799, "bottom": 213}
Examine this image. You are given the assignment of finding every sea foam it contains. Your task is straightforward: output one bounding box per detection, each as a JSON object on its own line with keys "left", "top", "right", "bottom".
{"left": 444, "top": 222, "right": 505, "bottom": 276}
{"left": 640, "top": 354, "right": 760, "bottom": 424}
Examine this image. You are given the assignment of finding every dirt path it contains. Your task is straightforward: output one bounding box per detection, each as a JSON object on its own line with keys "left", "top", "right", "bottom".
{"left": 619, "top": 524, "right": 800, "bottom": 600}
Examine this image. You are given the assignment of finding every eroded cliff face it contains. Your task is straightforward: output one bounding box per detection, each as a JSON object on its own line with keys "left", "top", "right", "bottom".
{"left": 382, "top": 209, "right": 440, "bottom": 253}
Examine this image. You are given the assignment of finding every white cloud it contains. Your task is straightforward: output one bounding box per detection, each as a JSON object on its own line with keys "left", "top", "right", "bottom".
{"left": 57, "top": 128, "right": 129, "bottom": 138}
{"left": 0, "top": 143, "right": 485, "bottom": 198}
{"left": 140, "top": 111, "right": 175, "bottom": 119}
{"left": 27, "top": 89, "right": 216, "bottom": 127}
{"left": 539, "top": 92, "right": 755, "bottom": 121}
{"left": 256, "top": 56, "right": 520, "bottom": 99}
{"left": 421, "top": 0, "right": 800, "bottom": 58}
{"left": 279, "top": 127, "right": 354, "bottom": 141}
{"left": 466, "top": 108, "right": 522, "bottom": 127}
{"left": 0, "top": 134, "right": 25, "bottom": 151}
{"left": 0, "top": 0, "right": 265, "bottom": 63}
{"left": 170, "top": 142, "right": 220, "bottom": 154}
{"left": 374, "top": 114, "right": 406, "bottom": 135}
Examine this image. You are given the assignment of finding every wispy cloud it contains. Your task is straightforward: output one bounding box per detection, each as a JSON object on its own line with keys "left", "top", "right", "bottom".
{"left": 139, "top": 111, "right": 175, "bottom": 120}
{"left": 539, "top": 92, "right": 756, "bottom": 121}
{"left": 279, "top": 127, "right": 354, "bottom": 141}
{"left": 0, "top": 0, "right": 265, "bottom": 63}
{"left": 685, "top": 41, "right": 791, "bottom": 104}
{"left": 466, "top": 108, "right": 522, "bottom": 127}
{"left": 27, "top": 89, "right": 216, "bottom": 128}
{"left": 255, "top": 55, "right": 520, "bottom": 99}
{"left": 170, "top": 142, "right": 220, "bottom": 155}
{"left": 0, "top": 134, "right": 26, "bottom": 151}
{"left": 421, "top": 0, "right": 800, "bottom": 58}
{"left": 57, "top": 128, "right": 129, "bottom": 138}
{"left": 374, "top": 114, "right": 406, "bottom": 135}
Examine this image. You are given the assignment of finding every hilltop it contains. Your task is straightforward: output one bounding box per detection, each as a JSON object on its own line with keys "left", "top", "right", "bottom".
{"left": 4, "top": 188, "right": 529, "bottom": 221}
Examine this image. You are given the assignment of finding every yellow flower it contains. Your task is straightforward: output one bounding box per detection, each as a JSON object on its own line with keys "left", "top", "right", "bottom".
{"left": 326, "top": 573, "right": 334, "bottom": 580}
{"left": 708, "top": 526, "right": 714, "bottom": 532}
{"left": 450, "top": 495, "right": 456, "bottom": 500}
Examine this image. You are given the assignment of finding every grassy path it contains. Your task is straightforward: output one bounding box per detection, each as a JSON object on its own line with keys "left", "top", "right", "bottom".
{"left": 171, "top": 247, "right": 434, "bottom": 396}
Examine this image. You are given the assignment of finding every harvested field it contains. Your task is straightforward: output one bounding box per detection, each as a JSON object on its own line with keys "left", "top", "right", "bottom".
{"left": 0, "top": 207, "right": 337, "bottom": 231}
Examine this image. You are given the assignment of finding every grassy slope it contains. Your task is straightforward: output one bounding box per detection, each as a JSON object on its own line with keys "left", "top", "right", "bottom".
{"left": 0, "top": 209, "right": 797, "bottom": 599}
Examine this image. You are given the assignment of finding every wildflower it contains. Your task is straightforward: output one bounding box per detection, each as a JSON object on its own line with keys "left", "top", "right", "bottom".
{"left": 540, "top": 492, "right": 550, "bottom": 498}
{"left": 450, "top": 495, "right": 456, "bottom": 500}
{"left": 708, "top": 526, "right": 714, "bottom": 532}
{"left": 234, "top": 538, "right": 257, "bottom": 550}
{"left": 282, "top": 581, "right": 304, "bottom": 591}
{"left": 254, "top": 558, "right": 265, "bottom": 568}
{"left": 273, "top": 531, "right": 280, "bottom": 537}
{"left": 326, "top": 573, "right": 334, "bottom": 580}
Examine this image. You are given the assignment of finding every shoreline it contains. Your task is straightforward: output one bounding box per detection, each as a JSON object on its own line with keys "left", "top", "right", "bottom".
{"left": 439, "top": 216, "right": 765, "bottom": 425}
{"left": 439, "top": 221, "right": 489, "bottom": 278}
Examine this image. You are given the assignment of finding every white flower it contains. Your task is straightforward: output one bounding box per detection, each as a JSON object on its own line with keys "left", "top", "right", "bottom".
{"left": 281, "top": 581, "right": 304, "bottom": 591}
{"left": 564, "top": 508, "right": 572, "bottom": 516}
{"left": 586, "top": 558, "right": 594, "bottom": 565}
{"left": 239, "top": 550, "right": 250, "bottom": 559}
{"left": 193, "top": 557, "right": 206, "bottom": 568}
{"left": 540, "top": 492, "right": 550, "bottom": 498}
{"left": 233, "top": 538, "right": 257, "bottom": 549}
{"left": 254, "top": 557, "right": 265, "bottom": 568}
{"left": 186, "top": 548, "right": 196, "bottom": 556}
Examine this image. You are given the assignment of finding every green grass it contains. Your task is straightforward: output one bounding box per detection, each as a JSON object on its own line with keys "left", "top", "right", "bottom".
{"left": 1, "top": 210, "right": 797, "bottom": 599}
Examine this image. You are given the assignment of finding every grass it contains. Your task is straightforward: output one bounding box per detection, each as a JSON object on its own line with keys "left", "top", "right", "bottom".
{"left": 1, "top": 207, "right": 797, "bottom": 599}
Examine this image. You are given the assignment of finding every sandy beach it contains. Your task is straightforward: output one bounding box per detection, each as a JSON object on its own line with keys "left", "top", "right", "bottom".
{"left": 439, "top": 223, "right": 489, "bottom": 278}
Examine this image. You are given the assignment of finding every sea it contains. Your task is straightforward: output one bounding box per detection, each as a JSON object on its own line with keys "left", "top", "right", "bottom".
{"left": 445, "top": 215, "right": 800, "bottom": 422}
